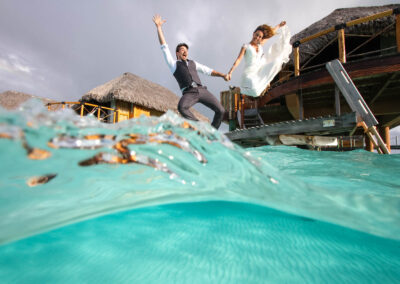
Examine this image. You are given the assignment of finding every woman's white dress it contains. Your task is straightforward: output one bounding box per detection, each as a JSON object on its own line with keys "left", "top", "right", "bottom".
{"left": 240, "top": 25, "right": 292, "bottom": 97}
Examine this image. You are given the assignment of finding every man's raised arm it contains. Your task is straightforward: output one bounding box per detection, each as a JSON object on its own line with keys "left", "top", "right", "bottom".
{"left": 152, "top": 14, "right": 167, "bottom": 45}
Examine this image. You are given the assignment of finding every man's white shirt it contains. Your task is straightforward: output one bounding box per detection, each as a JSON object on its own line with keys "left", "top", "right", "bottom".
{"left": 160, "top": 44, "right": 213, "bottom": 76}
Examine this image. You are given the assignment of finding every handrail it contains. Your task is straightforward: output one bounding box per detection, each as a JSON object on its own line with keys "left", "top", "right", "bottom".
{"left": 291, "top": 7, "right": 399, "bottom": 78}
{"left": 298, "top": 9, "right": 396, "bottom": 45}
{"left": 46, "top": 102, "right": 119, "bottom": 123}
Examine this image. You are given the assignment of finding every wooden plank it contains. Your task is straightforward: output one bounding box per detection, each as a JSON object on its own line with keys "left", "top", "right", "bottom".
{"left": 226, "top": 112, "right": 357, "bottom": 143}
{"left": 326, "top": 59, "right": 378, "bottom": 128}
{"left": 279, "top": 134, "right": 338, "bottom": 147}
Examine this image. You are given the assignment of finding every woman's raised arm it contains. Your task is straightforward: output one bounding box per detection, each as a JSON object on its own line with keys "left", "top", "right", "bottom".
{"left": 261, "top": 21, "right": 286, "bottom": 45}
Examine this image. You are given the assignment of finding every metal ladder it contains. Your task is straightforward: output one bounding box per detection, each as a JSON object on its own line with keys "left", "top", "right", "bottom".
{"left": 326, "top": 59, "right": 389, "bottom": 154}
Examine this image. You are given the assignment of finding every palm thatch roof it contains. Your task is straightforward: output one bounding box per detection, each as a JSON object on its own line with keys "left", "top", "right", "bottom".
{"left": 289, "top": 4, "right": 398, "bottom": 66}
{"left": 81, "top": 72, "right": 208, "bottom": 121}
{"left": 0, "top": 90, "right": 55, "bottom": 110}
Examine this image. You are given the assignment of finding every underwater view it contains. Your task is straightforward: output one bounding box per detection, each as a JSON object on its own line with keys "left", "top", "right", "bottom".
{"left": 0, "top": 100, "right": 399, "bottom": 283}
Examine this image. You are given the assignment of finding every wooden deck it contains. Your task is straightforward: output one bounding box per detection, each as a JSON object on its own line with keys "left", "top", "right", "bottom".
{"left": 225, "top": 112, "right": 357, "bottom": 148}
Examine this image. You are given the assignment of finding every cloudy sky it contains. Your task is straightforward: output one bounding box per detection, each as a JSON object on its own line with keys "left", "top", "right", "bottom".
{"left": 0, "top": 0, "right": 398, "bottom": 134}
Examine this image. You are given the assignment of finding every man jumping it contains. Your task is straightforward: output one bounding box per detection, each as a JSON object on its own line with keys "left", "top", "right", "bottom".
{"left": 153, "top": 14, "right": 227, "bottom": 129}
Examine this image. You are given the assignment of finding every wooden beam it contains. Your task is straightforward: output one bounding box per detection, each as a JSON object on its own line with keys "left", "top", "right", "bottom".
{"left": 361, "top": 122, "right": 390, "bottom": 154}
{"left": 384, "top": 126, "right": 391, "bottom": 152}
{"left": 365, "top": 134, "right": 374, "bottom": 152}
{"left": 348, "top": 23, "right": 395, "bottom": 57}
{"left": 346, "top": 10, "right": 394, "bottom": 28}
{"left": 301, "top": 36, "right": 338, "bottom": 71}
{"left": 294, "top": 47, "right": 300, "bottom": 76}
{"left": 300, "top": 27, "right": 335, "bottom": 44}
{"left": 370, "top": 72, "right": 397, "bottom": 105}
{"left": 370, "top": 98, "right": 400, "bottom": 115}
{"left": 285, "top": 93, "right": 300, "bottom": 120}
{"left": 335, "top": 87, "right": 341, "bottom": 116}
{"left": 299, "top": 93, "right": 304, "bottom": 119}
{"left": 260, "top": 54, "right": 400, "bottom": 106}
{"left": 240, "top": 95, "right": 245, "bottom": 129}
{"left": 338, "top": 29, "right": 346, "bottom": 63}
{"left": 380, "top": 114, "right": 400, "bottom": 128}
{"left": 299, "top": 9, "right": 393, "bottom": 45}
{"left": 397, "top": 14, "right": 400, "bottom": 53}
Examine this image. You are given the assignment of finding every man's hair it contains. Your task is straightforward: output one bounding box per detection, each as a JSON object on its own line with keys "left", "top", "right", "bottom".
{"left": 176, "top": 43, "right": 189, "bottom": 52}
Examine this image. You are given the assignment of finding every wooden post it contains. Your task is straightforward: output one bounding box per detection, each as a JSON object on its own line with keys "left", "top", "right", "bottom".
{"left": 294, "top": 47, "right": 300, "bottom": 76}
{"left": 80, "top": 104, "right": 84, "bottom": 117}
{"left": 365, "top": 135, "right": 374, "bottom": 152}
{"left": 113, "top": 110, "right": 117, "bottom": 123}
{"left": 338, "top": 29, "right": 346, "bottom": 63}
{"left": 97, "top": 108, "right": 101, "bottom": 120}
{"left": 335, "top": 86, "right": 341, "bottom": 116}
{"left": 299, "top": 93, "right": 304, "bottom": 120}
{"left": 369, "top": 126, "right": 389, "bottom": 154}
{"left": 396, "top": 14, "right": 400, "bottom": 53}
{"left": 361, "top": 122, "right": 389, "bottom": 154}
{"left": 384, "top": 126, "right": 391, "bottom": 153}
{"left": 240, "top": 95, "right": 245, "bottom": 129}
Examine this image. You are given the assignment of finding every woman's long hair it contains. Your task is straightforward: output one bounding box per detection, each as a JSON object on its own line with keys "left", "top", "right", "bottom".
{"left": 254, "top": 24, "right": 274, "bottom": 39}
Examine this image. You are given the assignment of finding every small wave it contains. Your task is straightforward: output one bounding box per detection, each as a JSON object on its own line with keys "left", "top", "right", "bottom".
{"left": 0, "top": 99, "right": 399, "bottom": 244}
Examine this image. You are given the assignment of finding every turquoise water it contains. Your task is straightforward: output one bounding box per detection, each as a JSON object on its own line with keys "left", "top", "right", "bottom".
{"left": 0, "top": 100, "right": 399, "bottom": 283}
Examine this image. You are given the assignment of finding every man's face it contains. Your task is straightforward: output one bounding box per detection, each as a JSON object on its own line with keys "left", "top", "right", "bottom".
{"left": 176, "top": 46, "right": 188, "bottom": 61}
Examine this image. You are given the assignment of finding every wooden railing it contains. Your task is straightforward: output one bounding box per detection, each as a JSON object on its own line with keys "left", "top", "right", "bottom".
{"left": 292, "top": 8, "right": 399, "bottom": 77}
{"left": 46, "top": 102, "right": 119, "bottom": 123}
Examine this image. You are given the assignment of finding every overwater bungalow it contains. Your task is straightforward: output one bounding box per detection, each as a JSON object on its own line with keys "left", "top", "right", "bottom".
{"left": 222, "top": 4, "right": 399, "bottom": 153}
{"left": 80, "top": 72, "right": 207, "bottom": 123}
{"left": 0, "top": 90, "right": 56, "bottom": 110}
{"left": 46, "top": 72, "right": 207, "bottom": 123}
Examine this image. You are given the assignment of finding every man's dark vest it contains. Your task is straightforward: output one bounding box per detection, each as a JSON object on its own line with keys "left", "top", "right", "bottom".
{"left": 173, "top": 60, "right": 202, "bottom": 90}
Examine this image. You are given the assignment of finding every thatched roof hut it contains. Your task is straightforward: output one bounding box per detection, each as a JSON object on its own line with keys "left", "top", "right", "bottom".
{"left": 81, "top": 72, "right": 208, "bottom": 122}
{"left": 0, "top": 90, "right": 55, "bottom": 110}
{"left": 289, "top": 4, "right": 398, "bottom": 66}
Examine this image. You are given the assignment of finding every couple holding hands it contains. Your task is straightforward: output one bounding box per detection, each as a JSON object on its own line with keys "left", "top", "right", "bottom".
{"left": 153, "top": 14, "right": 292, "bottom": 130}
